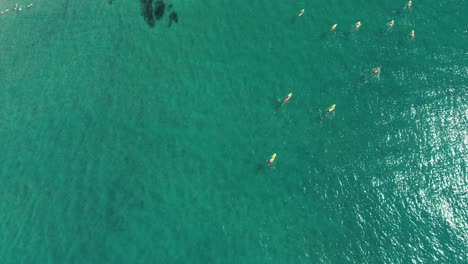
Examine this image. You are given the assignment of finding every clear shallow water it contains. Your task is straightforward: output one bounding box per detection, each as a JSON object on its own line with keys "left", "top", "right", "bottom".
{"left": 0, "top": 0, "right": 466, "bottom": 263}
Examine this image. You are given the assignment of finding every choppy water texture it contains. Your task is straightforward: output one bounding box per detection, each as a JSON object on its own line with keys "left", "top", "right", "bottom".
{"left": 0, "top": 0, "right": 467, "bottom": 263}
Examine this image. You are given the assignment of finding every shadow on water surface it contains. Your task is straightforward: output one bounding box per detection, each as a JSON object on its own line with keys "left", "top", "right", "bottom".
{"left": 256, "top": 162, "right": 269, "bottom": 174}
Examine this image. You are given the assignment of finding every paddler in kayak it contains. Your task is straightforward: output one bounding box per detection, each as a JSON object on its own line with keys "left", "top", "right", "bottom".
{"left": 372, "top": 66, "right": 382, "bottom": 75}
{"left": 387, "top": 20, "right": 394, "bottom": 29}
{"left": 282, "top": 93, "right": 292, "bottom": 105}
{"left": 268, "top": 153, "right": 277, "bottom": 165}
{"left": 330, "top": 24, "right": 337, "bottom": 31}
{"left": 407, "top": 0, "right": 412, "bottom": 9}
{"left": 327, "top": 104, "right": 336, "bottom": 114}
{"left": 298, "top": 9, "right": 304, "bottom": 16}
{"left": 410, "top": 30, "right": 415, "bottom": 39}
{"left": 354, "top": 21, "right": 361, "bottom": 30}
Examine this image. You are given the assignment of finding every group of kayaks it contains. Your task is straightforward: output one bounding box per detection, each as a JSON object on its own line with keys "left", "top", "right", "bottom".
{"left": 0, "top": 2, "right": 33, "bottom": 14}
{"left": 300, "top": 0, "right": 415, "bottom": 39}
{"left": 268, "top": 93, "right": 336, "bottom": 166}
{"left": 267, "top": 1, "right": 415, "bottom": 166}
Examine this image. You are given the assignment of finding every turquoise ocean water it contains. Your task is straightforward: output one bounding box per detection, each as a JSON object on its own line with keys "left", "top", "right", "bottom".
{"left": 0, "top": 0, "right": 467, "bottom": 263}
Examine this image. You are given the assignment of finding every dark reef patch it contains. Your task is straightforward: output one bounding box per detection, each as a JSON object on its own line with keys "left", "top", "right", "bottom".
{"left": 168, "top": 11, "right": 178, "bottom": 27}
{"left": 116, "top": 0, "right": 178, "bottom": 28}
{"left": 154, "top": 0, "right": 165, "bottom": 21}
{"left": 140, "top": 0, "right": 155, "bottom": 27}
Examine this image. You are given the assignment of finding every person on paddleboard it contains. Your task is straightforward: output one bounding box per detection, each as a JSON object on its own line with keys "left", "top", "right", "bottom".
{"left": 354, "top": 21, "right": 361, "bottom": 30}
{"left": 372, "top": 66, "right": 382, "bottom": 75}
{"left": 268, "top": 153, "right": 277, "bottom": 165}
{"left": 282, "top": 93, "right": 293, "bottom": 105}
